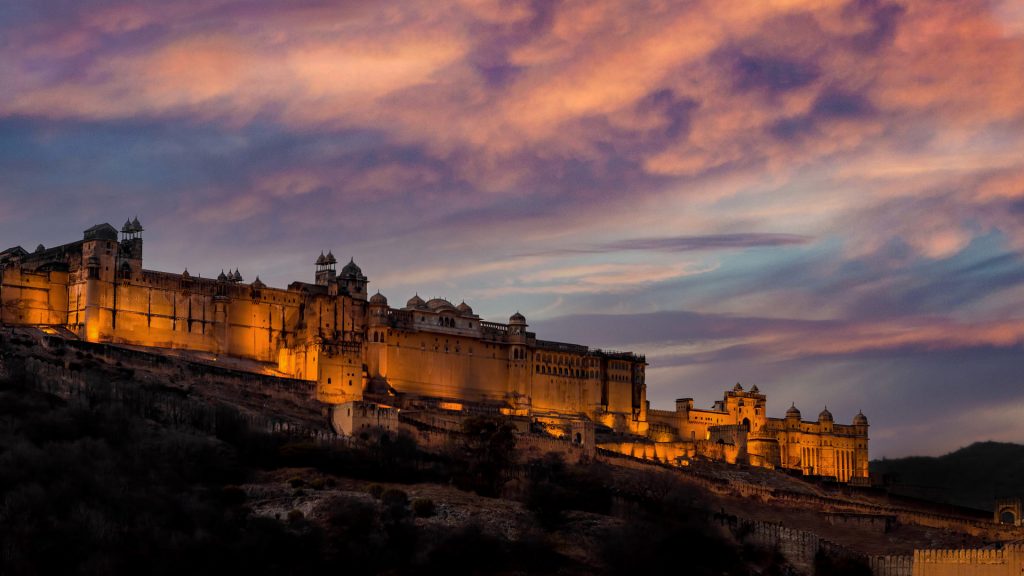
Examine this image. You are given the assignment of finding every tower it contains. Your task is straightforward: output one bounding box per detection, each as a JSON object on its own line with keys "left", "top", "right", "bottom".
{"left": 507, "top": 311, "right": 530, "bottom": 408}
{"left": 853, "top": 410, "right": 870, "bottom": 479}
{"left": 340, "top": 258, "right": 367, "bottom": 300}
{"left": 315, "top": 251, "right": 337, "bottom": 286}
{"left": 80, "top": 223, "right": 119, "bottom": 341}
{"left": 118, "top": 216, "right": 144, "bottom": 279}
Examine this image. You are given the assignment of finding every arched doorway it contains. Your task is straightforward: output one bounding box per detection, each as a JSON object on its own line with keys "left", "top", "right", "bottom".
{"left": 999, "top": 509, "right": 1017, "bottom": 525}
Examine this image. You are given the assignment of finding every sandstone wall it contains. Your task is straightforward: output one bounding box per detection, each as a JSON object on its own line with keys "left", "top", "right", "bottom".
{"left": 870, "top": 555, "right": 914, "bottom": 576}
{"left": 911, "top": 546, "right": 1024, "bottom": 576}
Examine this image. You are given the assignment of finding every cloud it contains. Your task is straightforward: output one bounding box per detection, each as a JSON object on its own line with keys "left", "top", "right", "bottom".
{"left": 601, "top": 233, "right": 813, "bottom": 252}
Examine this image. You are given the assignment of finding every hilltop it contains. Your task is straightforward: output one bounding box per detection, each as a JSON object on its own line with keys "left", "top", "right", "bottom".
{"left": 871, "top": 442, "right": 1024, "bottom": 511}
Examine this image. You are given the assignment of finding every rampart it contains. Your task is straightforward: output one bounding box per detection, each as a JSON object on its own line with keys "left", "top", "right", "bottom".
{"left": 870, "top": 555, "right": 914, "bottom": 576}
{"left": 911, "top": 545, "right": 1024, "bottom": 576}
{"left": 714, "top": 516, "right": 861, "bottom": 574}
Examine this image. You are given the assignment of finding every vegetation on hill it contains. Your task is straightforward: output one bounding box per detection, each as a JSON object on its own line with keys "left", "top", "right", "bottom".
{"left": 0, "top": 332, "right": 875, "bottom": 576}
{"left": 871, "top": 442, "right": 1024, "bottom": 510}
{"left": 0, "top": 370, "right": 819, "bottom": 575}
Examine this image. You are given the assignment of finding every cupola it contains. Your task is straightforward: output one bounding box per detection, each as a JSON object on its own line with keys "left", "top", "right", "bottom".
{"left": 853, "top": 410, "right": 868, "bottom": 426}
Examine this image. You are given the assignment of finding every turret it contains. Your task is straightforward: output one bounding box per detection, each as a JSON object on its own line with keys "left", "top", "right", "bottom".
{"left": 853, "top": 410, "right": 868, "bottom": 434}
{"left": 786, "top": 403, "right": 801, "bottom": 428}
{"left": 80, "top": 223, "right": 119, "bottom": 341}
{"left": 818, "top": 406, "right": 833, "bottom": 433}
{"left": 368, "top": 291, "right": 388, "bottom": 325}
{"left": 315, "top": 250, "right": 337, "bottom": 286}
{"left": 508, "top": 311, "right": 527, "bottom": 343}
{"left": 675, "top": 398, "right": 693, "bottom": 421}
{"left": 118, "top": 216, "right": 144, "bottom": 277}
{"left": 340, "top": 258, "right": 368, "bottom": 299}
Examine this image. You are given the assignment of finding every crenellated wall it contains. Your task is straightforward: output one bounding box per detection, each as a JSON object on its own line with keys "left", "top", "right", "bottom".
{"left": 911, "top": 546, "right": 1024, "bottom": 576}
{"left": 870, "top": 555, "right": 914, "bottom": 576}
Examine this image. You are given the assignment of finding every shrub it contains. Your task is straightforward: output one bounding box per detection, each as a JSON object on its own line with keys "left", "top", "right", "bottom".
{"left": 381, "top": 488, "right": 408, "bottom": 508}
{"left": 220, "top": 485, "right": 247, "bottom": 507}
{"left": 367, "top": 484, "right": 385, "bottom": 499}
{"left": 412, "top": 498, "right": 436, "bottom": 518}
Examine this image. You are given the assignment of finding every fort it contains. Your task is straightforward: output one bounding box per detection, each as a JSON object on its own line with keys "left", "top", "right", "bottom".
{"left": 0, "top": 219, "right": 870, "bottom": 480}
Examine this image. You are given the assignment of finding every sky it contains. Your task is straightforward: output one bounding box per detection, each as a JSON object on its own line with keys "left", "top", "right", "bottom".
{"left": 1, "top": 0, "right": 1023, "bottom": 458}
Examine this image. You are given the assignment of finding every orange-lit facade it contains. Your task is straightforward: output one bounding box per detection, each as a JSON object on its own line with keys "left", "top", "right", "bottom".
{"left": 1, "top": 221, "right": 867, "bottom": 479}
{"left": 0, "top": 221, "right": 648, "bottom": 432}
{"left": 640, "top": 384, "right": 870, "bottom": 481}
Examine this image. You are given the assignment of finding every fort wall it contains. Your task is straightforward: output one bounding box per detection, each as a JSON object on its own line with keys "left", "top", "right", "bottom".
{"left": 911, "top": 546, "right": 1024, "bottom": 576}
{"left": 870, "top": 555, "right": 914, "bottom": 576}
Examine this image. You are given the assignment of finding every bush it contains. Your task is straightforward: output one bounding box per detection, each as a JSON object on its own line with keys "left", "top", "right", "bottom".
{"left": 220, "top": 485, "right": 247, "bottom": 507}
{"left": 381, "top": 488, "right": 409, "bottom": 508}
{"left": 525, "top": 480, "right": 570, "bottom": 528}
{"left": 412, "top": 498, "right": 436, "bottom": 518}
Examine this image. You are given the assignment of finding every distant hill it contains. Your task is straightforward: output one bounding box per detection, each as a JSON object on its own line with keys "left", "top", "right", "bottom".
{"left": 871, "top": 441, "right": 1024, "bottom": 511}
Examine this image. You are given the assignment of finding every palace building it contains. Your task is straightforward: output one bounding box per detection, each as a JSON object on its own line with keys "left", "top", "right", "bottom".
{"left": 0, "top": 220, "right": 868, "bottom": 481}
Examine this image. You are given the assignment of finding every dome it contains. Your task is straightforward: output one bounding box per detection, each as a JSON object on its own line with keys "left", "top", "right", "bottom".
{"left": 131, "top": 216, "right": 143, "bottom": 232}
{"left": 426, "top": 298, "right": 456, "bottom": 311}
{"left": 341, "top": 258, "right": 362, "bottom": 276}
{"left": 786, "top": 403, "right": 801, "bottom": 418}
{"left": 457, "top": 301, "right": 473, "bottom": 314}
{"left": 316, "top": 252, "right": 326, "bottom": 266}
{"left": 182, "top": 268, "right": 191, "bottom": 279}
{"left": 818, "top": 407, "right": 833, "bottom": 422}
{"left": 217, "top": 269, "right": 228, "bottom": 282}
{"left": 370, "top": 291, "right": 388, "bottom": 305}
{"left": 122, "top": 219, "right": 133, "bottom": 233}
{"left": 509, "top": 311, "right": 526, "bottom": 324}
{"left": 34, "top": 244, "right": 45, "bottom": 253}
{"left": 233, "top": 269, "right": 243, "bottom": 282}
{"left": 406, "top": 294, "right": 425, "bottom": 308}
{"left": 853, "top": 410, "right": 868, "bottom": 426}
{"left": 750, "top": 384, "right": 759, "bottom": 394}
{"left": 733, "top": 382, "right": 744, "bottom": 392}
{"left": 251, "top": 276, "right": 266, "bottom": 289}
{"left": 325, "top": 251, "right": 337, "bottom": 265}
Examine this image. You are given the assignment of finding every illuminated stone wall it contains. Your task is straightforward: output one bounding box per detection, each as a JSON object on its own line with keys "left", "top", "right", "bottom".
{"left": 644, "top": 384, "right": 869, "bottom": 481}
{"left": 0, "top": 221, "right": 648, "bottom": 427}
{"left": 912, "top": 545, "right": 1024, "bottom": 576}
{"left": 365, "top": 296, "right": 648, "bottom": 433}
